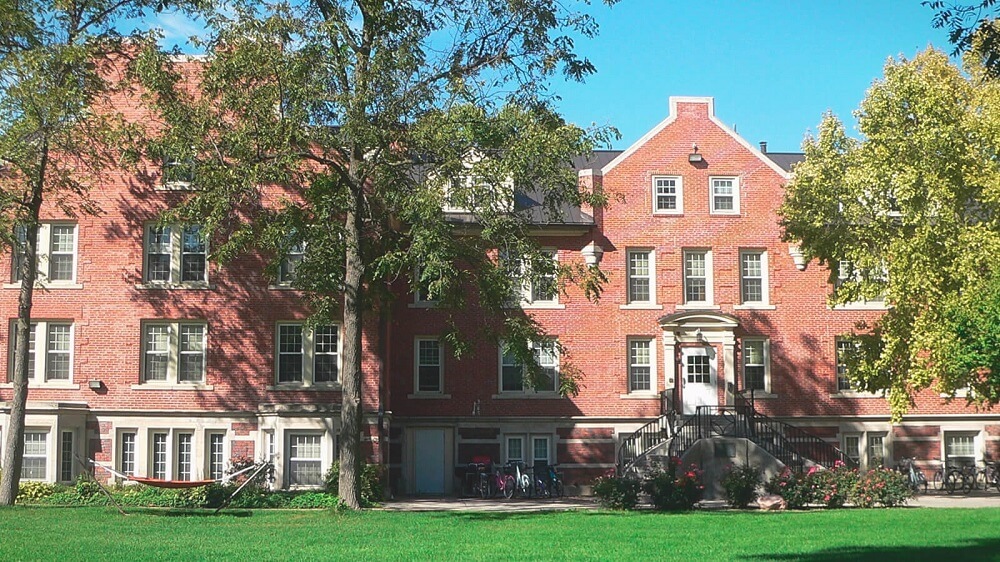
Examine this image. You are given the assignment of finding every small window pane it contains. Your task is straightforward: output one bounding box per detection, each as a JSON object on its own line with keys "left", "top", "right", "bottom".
{"left": 417, "top": 339, "right": 441, "bottom": 392}
{"left": 288, "top": 434, "right": 323, "bottom": 486}
{"left": 629, "top": 339, "right": 652, "bottom": 392}
{"left": 313, "top": 326, "right": 338, "bottom": 383}
{"left": 46, "top": 324, "right": 71, "bottom": 380}
{"left": 501, "top": 349, "right": 523, "bottom": 392}
{"left": 278, "top": 325, "right": 304, "bottom": 383}
{"left": 178, "top": 324, "right": 205, "bottom": 382}
{"left": 144, "top": 325, "right": 170, "bottom": 382}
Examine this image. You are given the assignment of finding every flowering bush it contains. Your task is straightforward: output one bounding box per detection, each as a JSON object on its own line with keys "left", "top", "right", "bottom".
{"left": 850, "top": 468, "right": 913, "bottom": 508}
{"left": 592, "top": 472, "right": 641, "bottom": 510}
{"left": 643, "top": 457, "right": 704, "bottom": 511}
{"left": 763, "top": 467, "right": 814, "bottom": 509}
{"left": 721, "top": 463, "right": 761, "bottom": 509}
{"left": 810, "top": 462, "right": 858, "bottom": 508}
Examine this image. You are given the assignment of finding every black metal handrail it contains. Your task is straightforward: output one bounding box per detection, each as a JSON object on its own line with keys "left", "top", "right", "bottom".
{"left": 616, "top": 413, "right": 676, "bottom": 475}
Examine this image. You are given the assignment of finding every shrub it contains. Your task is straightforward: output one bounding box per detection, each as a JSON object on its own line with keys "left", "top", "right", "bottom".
{"left": 763, "top": 467, "right": 814, "bottom": 509}
{"left": 643, "top": 458, "right": 704, "bottom": 511}
{"left": 16, "top": 481, "right": 58, "bottom": 503}
{"left": 810, "top": 462, "right": 858, "bottom": 508}
{"left": 721, "top": 463, "right": 761, "bottom": 509}
{"left": 324, "top": 462, "right": 385, "bottom": 506}
{"left": 851, "top": 468, "right": 913, "bottom": 508}
{"left": 288, "top": 492, "right": 340, "bottom": 508}
{"left": 592, "top": 472, "right": 641, "bottom": 510}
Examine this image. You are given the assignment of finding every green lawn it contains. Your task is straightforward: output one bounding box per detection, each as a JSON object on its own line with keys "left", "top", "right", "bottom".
{"left": 2, "top": 506, "right": 1000, "bottom": 561}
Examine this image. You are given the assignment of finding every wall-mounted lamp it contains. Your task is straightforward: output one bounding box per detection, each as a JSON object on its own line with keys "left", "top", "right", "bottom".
{"left": 688, "top": 143, "right": 703, "bottom": 163}
{"left": 581, "top": 240, "right": 604, "bottom": 267}
{"left": 88, "top": 380, "right": 103, "bottom": 391}
{"left": 788, "top": 245, "right": 807, "bottom": 271}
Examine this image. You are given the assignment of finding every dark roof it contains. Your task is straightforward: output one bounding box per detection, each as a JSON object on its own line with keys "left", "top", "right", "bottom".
{"left": 571, "top": 150, "right": 622, "bottom": 173}
{"left": 764, "top": 152, "right": 804, "bottom": 173}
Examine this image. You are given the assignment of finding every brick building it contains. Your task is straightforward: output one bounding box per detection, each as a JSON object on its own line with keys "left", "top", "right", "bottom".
{"left": 1, "top": 92, "right": 996, "bottom": 494}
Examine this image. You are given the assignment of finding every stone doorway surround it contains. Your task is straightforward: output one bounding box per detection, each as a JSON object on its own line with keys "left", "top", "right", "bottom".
{"left": 659, "top": 311, "right": 740, "bottom": 408}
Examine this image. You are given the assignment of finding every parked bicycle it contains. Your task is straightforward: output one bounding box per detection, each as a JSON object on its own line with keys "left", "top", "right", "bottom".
{"left": 506, "top": 461, "right": 532, "bottom": 498}
{"left": 943, "top": 463, "right": 976, "bottom": 495}
{"left": 895, "top": 457, "right": 927, "bottom": 493}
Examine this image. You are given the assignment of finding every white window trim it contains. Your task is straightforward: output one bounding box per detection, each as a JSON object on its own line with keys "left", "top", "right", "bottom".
{"left": 734, "top": 250, "right": 774, "bottom": 309}
{"left": 622, "top": 248, "right": 659, "bottom": 308}
{"left": 272, "top": 322, "right": 343, "bottom": 388}
{"left": 504, "top": 433, "right": 553, "bottom": 466}
{"left": 285, "top": 430, "right": 329, "bottom": 489}
{"left": 145, "top": 428, "right": 201, "bottom": 481}
{"left": 651, "top": 175, "right": 683, "bottom": 215}
{"left": 410, "top": 264, "right": 438, "bottom": 308}
{"left": 411, "top": 337, "right": 448, "bottom": 397}
{"left": 624, "top": 337, "right": 658, "bottom": 396}
{"left": 680, "top": 249, "right": 714, "bottom": 307}
{"left": 709, "top": 176, "right": 740, "bottom": 215}
{"left": 4, "top": 320, "right": 77, "bottom": 388}
{"left": 160, "top": 154, "right": 197, "bottom": 190}
{"left": 944, "top": 431, "right": 981, "bottom": 468}
{"left": 175, "top": 431, "right": 195, "bottom": 481}
{"left": 275, "top": 242, "right": 305, "bottom": 287}
{"left": 741, "top": 338, "right": 772, "bottom": 395}
{"left": 522, "top": 249, "right": 563, "bottom": 309}
{"left": 205, "top": 430, "right": 227, "bottom": 480}
{"left": 20, "top": 430, "right": 49, "bottom": 481}
{"left": 140, "top": 223, "right": 211, "bottom": 288}
{"left": 138, "top": 321, "right": 209, "bottom": 388}
{"left": 496, "top": 340, "right": 561, "bottom": 396}
{"left": 6, "top": 223, "right": 82, "bottom": 289}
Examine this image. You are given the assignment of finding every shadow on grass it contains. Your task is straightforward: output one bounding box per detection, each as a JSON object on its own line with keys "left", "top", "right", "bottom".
{"left": 739, "top": 538, "right": 1000, "bottom": 562}
{"left": 124, "top": 508, "right": 254, "bottom": 518}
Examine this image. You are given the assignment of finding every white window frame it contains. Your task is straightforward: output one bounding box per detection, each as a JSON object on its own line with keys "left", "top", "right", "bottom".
{"left": 742, "top": 338, "right": 770, "bottom": 393}
{"left": 161, "top": 154, "right": 196, "bottom": 190}
{"left": 522, "top": 249, "right": 560, "bottom": 308}
{"left": 626, "top": 249, "right": 656, "bottom": 305}
{"left": 277, "top": 241, "right": 305, "bottom": 286}
{"left": 118, "top": 430, "right": 137, "bottom": 478}
{"left": 498, "top": 340, "right": 560, "bottom": 394}
{"left": 738, "top": 250, "right": 769, "bottom": 306}
{"left": 504, "top": 434, "right": 553, "bottom": 467}
{"left": 21, "top": 430, "right": 48, "bottom": 481}
{"left": 206, "top": 431, "right": 226, "bottom": 480}
{"left": 867, "top": 433, "right": 886, "bottom": 468}
{"left": 414, "top": 337, "right": 443, "bottom": 394}
{"left": 627, "top": 337, "right": 657, "bottom": 394}
{"left": 10, "top": 222, "right": 79, "bottom": 287}
{"left": 142, "top": 223, "right": 209, "bottom": 286}
{"left": 274, "top": 322, "right": 342, "bottom": 387}
{"left": 141, "top": 321, "right": 207, "bottom": 385}
{"left": 8, "top": 320, "right": 75, "bottom": 385}
{"left": 945, "top": 432, "right": 979, "bottom": 468}
{"left": 651, "top": 176, "right": 683, "bottom": 215}
{"left": 412, "top": 264, "right": 438, "bottom": 306}
{"left": 835, "top": 338, "right": 856, "bottom": 392}
{"left": 176, "top": 431, "right": 194, "bottom": 481}
{"left": 286, "top": 431, "right": 325, "bottom": 488}
{"left": 833, "top": 259, "right": 888, "bottom": 309}
{"left": 709, "top": 176, "right": 740, "bottom": 215}
{"left": 682, "top": 249, "right": 713, "bottom": 306}
{"left": 60, "top": 430, "right": 75, "bottom": 483}
{"left": 843, "top": 433, "right": 861, "bottom": 466}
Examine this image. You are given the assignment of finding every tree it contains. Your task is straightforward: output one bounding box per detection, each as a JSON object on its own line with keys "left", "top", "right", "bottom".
{"left": 0, "top": 1, "right": 186, "bottom": 505}
{"left": 134, "top": 0, "right": 617, "bottom": 508}
{"left": 926, "top": 1, "right": 1000, "bottom": 75}
{"left": 780, "top": 48, "right": 1000, "bottom": 420}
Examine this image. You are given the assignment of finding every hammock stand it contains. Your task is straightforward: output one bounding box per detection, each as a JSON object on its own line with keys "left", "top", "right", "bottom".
{"left": 78, "top": 455, "right": 272, "bottom": 515}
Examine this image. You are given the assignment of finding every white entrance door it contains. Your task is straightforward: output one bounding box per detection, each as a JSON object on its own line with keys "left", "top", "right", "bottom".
{"left": 681, "top": 346, "right": 717, "bottom": 415}
{"left": 413, "top": 428, "right": 446, "bottom": 494}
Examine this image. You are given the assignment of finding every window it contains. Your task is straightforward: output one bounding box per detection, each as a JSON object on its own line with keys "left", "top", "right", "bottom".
{"left": 9, "top": 321, "right": 74, "bottom": 383}
{"left": 743, "top": 338, "right": 768, "bottom": 392}
{"left": 843, "top": 434, "right": 861, "bottom": 466}
{"left": 60, "top": 431, "right": 74, "bottom": 482}
{"left": 628, "top": 338, "right": 654, "bottom": 393}
{"left": 506, "top": 436, "right": 524, "bottom": 463}
{"left": 740, "top": 251, "right": 768, "bottom": 304}
{"left": 683, "top": 250, "right": 712, "bottom": 305}
{"left": 532, "top": 436, "right": 551, "bottom": 466}
{"left": 946, "top": 433, "right": 977, "bottom": 467}
{"left": 176, "top": 432, "right": 193, "bottom": 481}
{"left": 278, "top": 241, "right": 305, "bottom": 285}
{"left": 208, "top": 433, "right": 225, "bottom": 480}
{"left": 415, "top": 338, "right": 442, "bottom": 393}
{"left": 151, "top": 432, "right": 168, "bottom": 479}
{"left": 143, "top": 224, "right": 208, "bottom": 285}
{"left": 686, "top": 355, "right": 711, "bottom": 384}
{"left": 413, "top": 263, "right": 438, "bottom": 305}
{"left": 11, "top": 223, "right": 78, "bottom": 285}
{"left": 162, "top": 154, "right": 196, "bottom": 189}
{"left": 119, "top": 431, "right": 136, "bottom": 477}
{"left": 652, "top": 176, "right": 683, "bottom": 214}
{"left": 835, "top": 338, "right": 855, "bottom": 391}
{"left": 523, "top": 250, "right": 558, "bottom": 306}
{"left": 627, "top": 249, "right": 655, "bottom": 304}
{"left": 499, "top": 341, "right": 559, "bottom": 393}
{"left": 287, "top": 433, "right": 323, "bottom": 486}
{"left": 21, "top": 432, "right": 47, "bottom": 480}
{"left": 141, "top": 322, "right": 207, "bottom": 384}
{"left": 276, "top": 323, "right": 340, "bottom": 385}
{"left": 867, "top": 434, "right": 885, "bottom": 468}
{"left": 710, "top": 177, "right": 739, "bottom": 214}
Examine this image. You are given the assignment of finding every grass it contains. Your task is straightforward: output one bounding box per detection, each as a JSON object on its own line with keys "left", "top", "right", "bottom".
{"left": 2, "top": 506, "right": 1000, "bottom": 561}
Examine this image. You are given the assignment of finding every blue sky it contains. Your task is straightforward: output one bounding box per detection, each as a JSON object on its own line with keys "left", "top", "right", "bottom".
{"left": 149, "top": 1, "right": 956, "bottom": 152}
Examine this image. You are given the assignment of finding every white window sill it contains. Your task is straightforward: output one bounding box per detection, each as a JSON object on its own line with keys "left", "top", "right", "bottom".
{"left": 131, "top": 383, "right": 214, "bottom": 391}
{"left": 619, "top": 303, "right": 663, "bottom": 310}
{"left": 830, "top": 391, "right": 883, "bottom": 399}
{"left": 831, "top": 302, "right": 889, "bottom": 311}
{"left": 619, "top": 392, "right": 659, "bottom": 399}
{"left": 408, "top": 302, "right": 438, "bottom": 309}
{"left": 158, "top": 182, "right": 197, "bottom": 191}
{"left": 267, "top": 383, "right": 342, "bottom": 391}
{"left": 522, "top": 303, "right": 565, "bottom": 310}
{"left": 676, "top": 304, "right": 720, "bottom": 310}
{"left": 407, "top": 393, "right": 452, "bottom": 399}
{"left": 135, "top": 282, "right": 215, "bottom": 290}
{"left": 652, "top": 211, "right": 683, "bottom": 217}
{"left": 733, "top": 304, "right": 776, "bottom": 310}
{"left": 4, "top": 282, "right": 83, "bottom": 290}
{"left": 492, "top": 393, "right": 562, "bottom": 399}
{"left": 743, "top": 391, "right": 777, "bottom": 399}
{"left": 0, "top": 382, "right": 80, "bottom": 390}
{"left": 710, "top": 211, "right": 740, "bottom": 216}
{"left": 268, "top": 284, "right": 300, "bottom": 291}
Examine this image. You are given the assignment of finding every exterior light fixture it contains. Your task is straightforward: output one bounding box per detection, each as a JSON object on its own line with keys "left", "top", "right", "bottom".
{"left": 688, "top": 143, "right": 703, "bottom": 163}
{"left": 88, "top": 380, "right": 103, "bottom": 390}
{"left": 581, "top": 241, "right": 604, "bottom": 266}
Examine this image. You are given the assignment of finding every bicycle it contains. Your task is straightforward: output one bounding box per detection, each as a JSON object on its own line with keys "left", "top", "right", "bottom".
{"left": 547, "top": 464, "right": 564, "bottom": 498}
{"left": 896, "top": 457, "right": 927, "bottom": 493}
{"left": 943, "top": 464, "right": 975, "bottom": 495}
{"left": 505, "top": 461, "right": 531, "bottom": 498}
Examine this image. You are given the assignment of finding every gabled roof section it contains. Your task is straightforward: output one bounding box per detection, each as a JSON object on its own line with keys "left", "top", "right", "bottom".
{"left": 764, "top": 152, "right": 804, "bottom": 173}
{"left": 601, "top": 96, "right": 792, "bottom": 180}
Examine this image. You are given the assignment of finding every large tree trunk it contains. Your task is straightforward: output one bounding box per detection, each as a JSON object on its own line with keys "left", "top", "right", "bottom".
{"left": 0, "top": 158, "right": 46, "bottom": 505}
{"left": 338, "top": 179, "right": 366, "bottom": 509}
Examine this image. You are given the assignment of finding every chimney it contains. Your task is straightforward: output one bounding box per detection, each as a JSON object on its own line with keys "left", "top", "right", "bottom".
{"left": 759, "top": 141, "right": 768, "bottom": 153}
